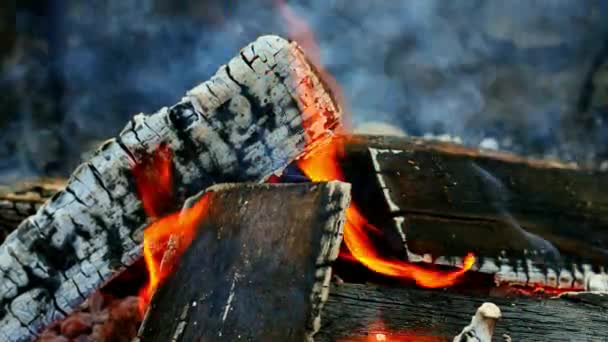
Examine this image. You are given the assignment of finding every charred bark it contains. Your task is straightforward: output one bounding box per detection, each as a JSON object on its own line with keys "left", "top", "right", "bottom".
{"left": 342, "top": 135, "right": 608, "bottom": 290}
{"left": 317, "top": 283, "right": 608, "bottom": 341}
{"left": 137, "top": 182, "right": 350, "bottom": 342}
{"left": 0, "top": 35, "right": 341, "bottom": 342}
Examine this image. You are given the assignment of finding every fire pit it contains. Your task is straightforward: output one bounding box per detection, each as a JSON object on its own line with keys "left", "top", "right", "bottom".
{"left": 1, "top": 20, "right": 608, "bottom": 342}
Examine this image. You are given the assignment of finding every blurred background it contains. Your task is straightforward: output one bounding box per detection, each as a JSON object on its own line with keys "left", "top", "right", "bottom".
{"left": 1, "top": 0, "right": 608, "bottom": 183}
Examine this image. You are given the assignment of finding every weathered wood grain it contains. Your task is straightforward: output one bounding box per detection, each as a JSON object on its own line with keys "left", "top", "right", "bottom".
{"left": 137, "top": 182, "right": 350, "bottom": 342}
{"left": 0, "top": 178, "right": 65, "bottom": 243}
{"left": 317, "top": 283, "right": 608, "bottom": 341}
{"left": 0, "top": 35, "right": 342, "bottom": 342}
{"left": 341, "top": 135, "right": 608, "bottom": 290}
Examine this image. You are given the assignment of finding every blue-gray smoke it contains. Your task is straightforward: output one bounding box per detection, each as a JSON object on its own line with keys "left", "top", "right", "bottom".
{"left": 1, "top": 0, "right": 608, "bottom": 182}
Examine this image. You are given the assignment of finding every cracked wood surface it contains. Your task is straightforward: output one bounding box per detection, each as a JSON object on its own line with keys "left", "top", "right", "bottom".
{"left": 137, "top": 182, "right": 350, "bottom": 342}
{"left": 317, "top": 283, "right": 608, "bottom": 341}
{"left": 342, "top": 135, "right": 608, "bottom": 291}
{"left": 0, "top": 35, "right": 342, "bottom": 342}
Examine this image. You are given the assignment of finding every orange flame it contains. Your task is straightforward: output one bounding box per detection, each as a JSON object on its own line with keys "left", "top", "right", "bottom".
{"left": 133, "top": 145, "right": 211, "bottom": 314}
{"left": 281, "top": 1, "right": 474, "bottom": 288}
{"left": 137, "top": 193, "right": 211, "bottom": 313}
{"left": 132, "top": 144, "right": 174, "bottom": 218}
{"left": 298, "top": 138, "right": 475, "bottom": 288}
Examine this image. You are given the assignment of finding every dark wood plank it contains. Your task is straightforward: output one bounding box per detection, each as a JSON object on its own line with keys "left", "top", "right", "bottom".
{"left": 317, "top": 283, "right": 608, "bottom": 341}
{"left": 137, "top": 182, "right": 350, "bottom": 342}
{"left": 342, "top": 135, "right": 608, "bottom": 288}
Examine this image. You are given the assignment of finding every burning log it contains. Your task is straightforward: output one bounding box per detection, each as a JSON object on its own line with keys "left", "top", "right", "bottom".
{"left": 341, "top": 135, "right": 608, "bottom": 290}
{"left": 317, "top": 283, "right": 608, "bottom": 341}
{"left": 137, "top": 181, "right": 350, "bottom": 341}
{"left": 0, "top": 35, "right": 341, "bottom": 342}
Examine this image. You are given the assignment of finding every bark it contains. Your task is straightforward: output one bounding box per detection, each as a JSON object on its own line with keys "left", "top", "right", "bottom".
{"left": 316, "top": 283, "right": 608, "bottom": 341}
{"left": 0, "top": 35, "right": 341, "bottom": 342}
{"left": 137, "top": 182, "right": 350, "bottom": 342}
{"left": 343, "top": 135, "right": 608, "bottom": 290}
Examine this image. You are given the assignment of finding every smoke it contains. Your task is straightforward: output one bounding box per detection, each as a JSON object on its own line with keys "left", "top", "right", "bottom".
{"left": 470, "top": 162, "right": 561, "bottom": 262}
{"left": 2, "top": 0, "right": 608, "bottom": 181}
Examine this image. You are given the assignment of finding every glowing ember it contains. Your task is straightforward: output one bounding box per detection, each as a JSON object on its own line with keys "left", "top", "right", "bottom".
{"left": 338, "top": 319, "right": 443, "bottom": 342}
{"left": 298, "top": 139, "right": 475, "bottom": 288}
{"left": 496, "top": 284, "right": 574, "bottom": 297}
{"left": 133, "top": 145, "right": 211, "bottom": 314}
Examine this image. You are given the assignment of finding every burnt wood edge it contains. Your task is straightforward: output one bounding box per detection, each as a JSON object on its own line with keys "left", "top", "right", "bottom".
{"left": 346, "top": 134, "right": 582, "bottom": 171}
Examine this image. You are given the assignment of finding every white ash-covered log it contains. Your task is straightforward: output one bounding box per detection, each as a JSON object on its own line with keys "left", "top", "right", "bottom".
{"left": 137, "top": 181, "right": 350, "bottom": 341}
{"left": 0, "top": 34, "right": 341, "bottom": 342}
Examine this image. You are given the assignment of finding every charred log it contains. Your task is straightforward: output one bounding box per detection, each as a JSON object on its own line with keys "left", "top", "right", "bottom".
{"left": 137, "top": 182, "right": 350, "bottom": 342}
{"left": 317, "top": 283, "right": 608, "bottom": 341}
{"left": 342, "top": 135, "right": 608, "bottom": 290}
{"left": 0, "top": 35, "right": 341, "bottom": 342}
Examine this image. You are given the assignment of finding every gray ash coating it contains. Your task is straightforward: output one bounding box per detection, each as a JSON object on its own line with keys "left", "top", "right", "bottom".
{"left": 2, "top": 0, "right": 608, "bottom": 182}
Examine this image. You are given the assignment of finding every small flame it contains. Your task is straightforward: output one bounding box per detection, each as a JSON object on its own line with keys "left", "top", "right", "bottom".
{"left": 137, "top": 194, "right": 211, "bottom": 313}
{"left": 133, "top": 145, "right": 211, "bottom": 314}
{"left": 132, "top": 144, "right": 174, "bottom": 218}
{"left": 298, "top": 138, "right": 475, "bottom": 288}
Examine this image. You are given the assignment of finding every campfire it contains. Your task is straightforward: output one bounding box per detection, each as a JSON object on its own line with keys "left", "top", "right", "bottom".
{"left": 2, "top": 9, "right": 608, "bottom": 342}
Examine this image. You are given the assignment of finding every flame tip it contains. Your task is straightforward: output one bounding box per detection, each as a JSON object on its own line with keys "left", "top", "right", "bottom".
{"left": 298, "top": 136, "right": 474, "bottom": 289}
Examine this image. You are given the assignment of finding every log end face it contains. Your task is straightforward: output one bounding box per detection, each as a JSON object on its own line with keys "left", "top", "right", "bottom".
{"left": 184, "top": 34, "right": 342, "bottom": 182}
